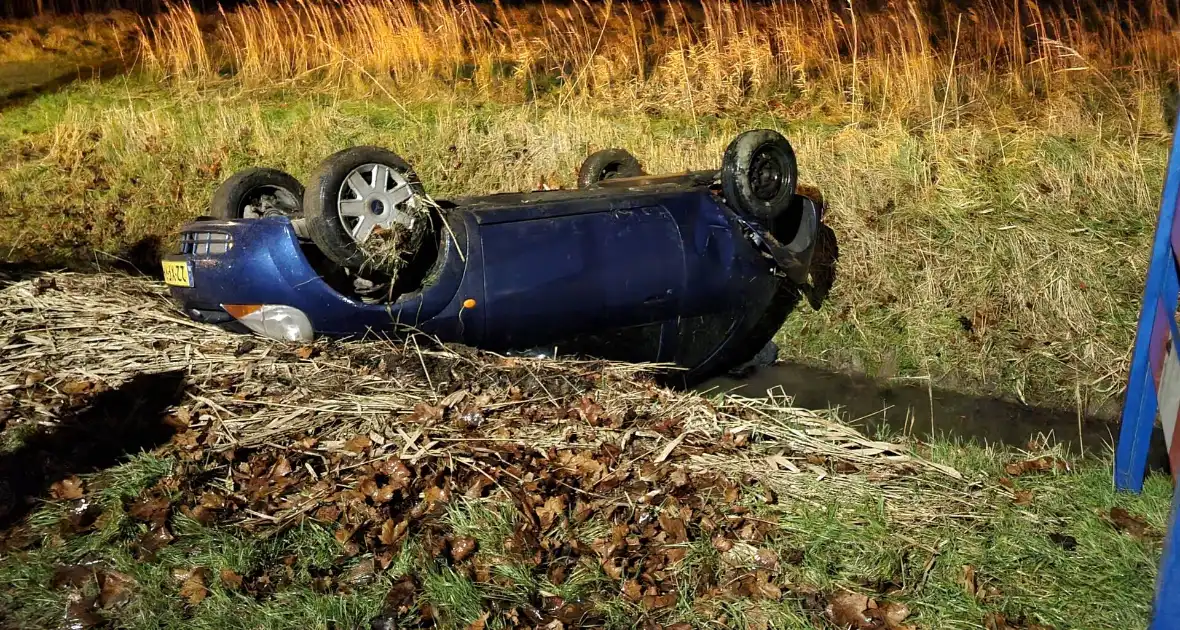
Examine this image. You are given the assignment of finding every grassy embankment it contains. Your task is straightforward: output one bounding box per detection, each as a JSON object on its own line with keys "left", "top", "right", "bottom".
{"left": 0, "top": 3, "right": 1178, "bottom": 628}
{"left": 0, "top": 272, "right": 1173, "bottom": 630}
{"left": 0, "top": 11, "right": 138, "bottom": 99}
{"left": 0, "top": 0, "right": 1177, "bottom": 409}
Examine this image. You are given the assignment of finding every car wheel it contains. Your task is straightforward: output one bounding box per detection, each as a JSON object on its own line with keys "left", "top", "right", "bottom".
{"left": 577, "top": 148, "right": 643, "bottom": 188}
{"left": 721, "top": 129, "right": 798, "bottom": 222}
{"left": 304, "top": 146, "right": 430, "bottom": 274}
{"left": 210, "top": 167, "right": 304, "bottom": 220}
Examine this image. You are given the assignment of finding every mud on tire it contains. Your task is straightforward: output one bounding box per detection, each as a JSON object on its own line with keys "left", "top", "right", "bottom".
{"left": 721, "top": 129, "right": 798, "bottom": 223}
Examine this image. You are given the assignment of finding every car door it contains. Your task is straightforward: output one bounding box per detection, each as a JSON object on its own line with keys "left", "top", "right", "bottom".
{"left": 477, "top": 203, "right": 686, "bottom": 350}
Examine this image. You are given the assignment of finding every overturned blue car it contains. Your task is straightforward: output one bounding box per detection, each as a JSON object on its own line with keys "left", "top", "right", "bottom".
{"left": 163, "top": 129, "right": 836, "bottom": 385}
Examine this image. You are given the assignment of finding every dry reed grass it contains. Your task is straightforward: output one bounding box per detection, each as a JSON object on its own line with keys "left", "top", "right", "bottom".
{"left": 134, "top": 0, "right": 1180, "bottom": 123}
{"left": 0, "top": 270, "right": 978, "bottom": 527}
{"left": 0, "top": 10, "right": 138, "bottom": 64}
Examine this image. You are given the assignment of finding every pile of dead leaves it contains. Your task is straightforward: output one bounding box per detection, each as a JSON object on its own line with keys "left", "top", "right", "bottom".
{"left": 0, "top": 272, "right": 991, "bottom": 628}
{"left": 25, "top": 428, "right": 928, "bottom": 629}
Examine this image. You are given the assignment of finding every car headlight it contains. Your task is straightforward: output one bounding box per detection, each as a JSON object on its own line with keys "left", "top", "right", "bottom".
{"left": 222, "top": 304, "right": 314, "bottom": 342}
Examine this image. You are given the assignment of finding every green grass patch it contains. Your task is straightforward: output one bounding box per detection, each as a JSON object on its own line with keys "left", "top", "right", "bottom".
{"left": 0, "top": 443, "right": 1171, "bottom": 630}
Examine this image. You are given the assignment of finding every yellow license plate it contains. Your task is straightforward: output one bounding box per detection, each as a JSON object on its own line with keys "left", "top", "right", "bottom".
{"left": 162, "top": 260, "right": 192, "bottom": 287}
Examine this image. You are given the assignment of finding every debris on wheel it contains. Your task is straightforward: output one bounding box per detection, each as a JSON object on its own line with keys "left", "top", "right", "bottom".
{"left": 303, "top": 146, "right": 433, "bottom": 283}
{"left": 210, "top": 167, "right": 304, "bottom": 221}
{"left": 163, "top": 129, "right": 832, "bottom": 384}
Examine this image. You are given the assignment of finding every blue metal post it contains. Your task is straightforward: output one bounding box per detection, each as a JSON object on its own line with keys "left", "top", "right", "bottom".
{"left": 1151, "top": 491, "right": 1180, "bottom": 630}
{"left": 1115, "top": 111, "right": 1180, "bottom": 493}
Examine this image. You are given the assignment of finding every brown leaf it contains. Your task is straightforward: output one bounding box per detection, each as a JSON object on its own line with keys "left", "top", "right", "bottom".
{"left": 664, "top": 546, "right": 688, "bottom": 564}
{"left": 658, "top": 512, "right": 688, "bottom": 544}
{"left": 536, "top": 495, "right": 567, "bottom": 531}
{"left": 1013, "top": 489, "right": 1034, "bottom": 506}
{"left": 358, "top": 477, "right": 379, "bottom": 498}
{"left": 640, "top": 591, "right": 676, "bottom": 610}
{"left": 176, "top": 568, "right": 209, "bottom": 605}
{"left": 1004, "top": 456, "right": 1070, "bottom": 477}
{"left": 880, "top": 601, "right": 911, "bottom": 629}
{"left": 466, "top": 612, "right": 490, "bottom": 630}
{"left": 385, "top": 460, "right": 413, "bottom": 490}
{"left": 450, "top": 536, "right": 478, "bottom": 562}
{"left": 575, "top": 396, "right": 603, "bottom": 424}
{"left": 622, "top": 579, "right": 642, "bottom": 602}
{"left": 128, "top": 495, "right": 171, "bottom": 527}
{"left": 219, "top": 568, "right": 243, "bottom": 590}
{"left": 294, "top": 346, "right": 317, "bottom": 360}
{"left": 408, "top": 402, "right": 444, "bottom": 424}
{"left": 344, "top": 435, "right": 372, "bottom": 453}
{"left": 826, "top": 590, "right": 870, "bottom": 628}
{"left": 423, "top": 484, "right": 451, "bottom": 508}
{"left": 272, "top": 456, "right": 292, "bottom": 477}
{"left": 378, "top": 519, "right": 399, "bottom": 546}
{"left": 61, "top": 380, "right": 94, "bottom": 395}
{"left": 137, "top": 524, "right": 174, "bottom": 555}
{"left": 711, "top": 534, "right": 734, "bottom": 553}
{"left": 1107, "top": 507, "right": 1153, "bottom": 539}
{"left": 756, "top": 548, "right": 779, "bottom": 571}
{"left": 373, "top": 484, "right": 395, "bottom": 504}
{"left": 50, "top": 476, "right": 85, "bottom": 500}
{"left": 960, "top": 565, "right": 978, "bottom": 597}
{"left": 64, "top": 593, "right": 102, "bottom": 628}
{"left": 98, "top": 571, "right": 134, "bottom": 609}
{"left": 51, "top": 565, "right": 96, "bottom": 589}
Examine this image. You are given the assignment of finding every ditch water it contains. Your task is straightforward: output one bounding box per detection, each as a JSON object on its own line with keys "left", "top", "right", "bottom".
{"left": 699, "top": 361, "right": 1166, "bottom": 462}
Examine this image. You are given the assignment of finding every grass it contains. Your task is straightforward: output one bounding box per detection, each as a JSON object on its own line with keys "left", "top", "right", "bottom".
{"left": 0, "top": 445, "right": 1171, "bottom": 630}
{"left": 0, "top": 10, "right": 137, "bottom": 99}
{"left": 0, "top": 269, "right": 1172, "bottom": 629}
{"left": 0, "top": 77, "right": 1167, "bottom": 411}
{"left": 0, "top": 0, "right": 1176, "bottom": 405}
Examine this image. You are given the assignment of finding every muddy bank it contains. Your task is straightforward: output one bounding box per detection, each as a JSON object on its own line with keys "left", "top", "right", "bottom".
{"left": 0, "top": 57, "right": 127, "bottom": 108}
{"left": 702, "top": 361, "right": 1160, "bottom": 462}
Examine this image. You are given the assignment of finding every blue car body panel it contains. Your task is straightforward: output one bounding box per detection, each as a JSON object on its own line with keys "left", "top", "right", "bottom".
{"left": 167, "top": 180, "right": 818, "bottom": 376}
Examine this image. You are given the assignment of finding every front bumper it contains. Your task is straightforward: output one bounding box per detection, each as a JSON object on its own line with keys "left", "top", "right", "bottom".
{"left": 163, "top": 216, "right": 465, "bottom": 338}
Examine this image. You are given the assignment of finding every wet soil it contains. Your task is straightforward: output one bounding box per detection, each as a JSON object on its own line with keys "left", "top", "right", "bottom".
{"left": 0, "top": 57, "right": 126, "bottom": 110}
{"left": 704, "top": 361, "right": 1169, "bottom": 465}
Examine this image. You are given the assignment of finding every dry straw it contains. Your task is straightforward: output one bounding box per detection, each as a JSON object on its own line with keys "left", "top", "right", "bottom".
{"left": 0, "top": 271, "right": 988, "bottom": 525}
{"left": 134, "top": 0, "right": 1180, "bottom": 119}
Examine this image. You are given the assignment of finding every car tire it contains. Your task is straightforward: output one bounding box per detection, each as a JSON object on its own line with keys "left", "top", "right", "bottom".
{"left": 721, "top": 129, "right": 798, "bottom": 222}
{"left": 303, "top": 146, "right": 428, "bottom": 273}
{"left": 210, "top": 167, "right": 304, "bottom": 220}
{"left": 577, "top": 148, "right": 643, "bottom": 188}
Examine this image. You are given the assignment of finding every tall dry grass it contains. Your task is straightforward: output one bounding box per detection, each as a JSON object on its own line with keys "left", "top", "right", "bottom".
{"left": 136, "top": 0, "right": 1180, "bottom": 125}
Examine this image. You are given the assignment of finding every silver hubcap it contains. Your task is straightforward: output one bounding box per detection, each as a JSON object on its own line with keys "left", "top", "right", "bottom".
{"left": 337, "top": 163, "right": 419, "bottom": 243}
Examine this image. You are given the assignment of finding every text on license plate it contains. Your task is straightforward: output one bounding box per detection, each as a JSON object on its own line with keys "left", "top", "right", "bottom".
{"left": 162, "top": 260, "right": 192, "bottom": 287}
